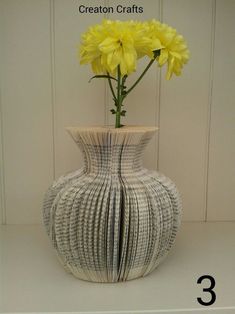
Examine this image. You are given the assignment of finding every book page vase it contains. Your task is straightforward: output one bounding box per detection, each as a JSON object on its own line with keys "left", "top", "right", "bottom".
{"left": 43, "top": 126, "right": 182, "bottom": 282}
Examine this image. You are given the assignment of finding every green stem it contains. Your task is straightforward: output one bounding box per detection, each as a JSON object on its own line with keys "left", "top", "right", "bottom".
{"left": 115, "top": 65, "right": 122, "bottom": 128}
{"left": 111, "top": 52, "right": 159, "bottom": 128}
{"left": 115, "top": 111, "right": 121, "bottom": 128}
{"left": 125, "top": 57, "right": 156, "bottom": 96}
{"left": 107, "top": 72, "right": 117, "bottom": 102}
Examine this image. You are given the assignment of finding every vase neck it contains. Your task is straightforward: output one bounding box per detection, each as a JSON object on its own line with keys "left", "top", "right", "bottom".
{"left": 67, "top": 126, "right": 157, "bottom": 175}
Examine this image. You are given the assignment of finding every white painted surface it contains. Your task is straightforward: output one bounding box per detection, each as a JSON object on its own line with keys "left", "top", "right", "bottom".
{"left": 207, "top": 0, "right": 235, "bottom": 221}
{"left": 1, "top": 222, "right": 235, "bottom": 313}
{"left": 0, "top": 0, "right": 234, "bottom": 223}
{"left": 159, "top": 0, "right": 213, "bottom": 221}
{"left": 0, "top": 0, "right": 3, "bottom": 225}
{"left": 0, "top": 0, "right": 54, "bottom": 224}
{"left": 53, "top": 0, "right": 106, "bottom": 178}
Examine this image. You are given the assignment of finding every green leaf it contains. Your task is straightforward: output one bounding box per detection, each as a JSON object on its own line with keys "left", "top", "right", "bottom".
{"left": 110, "top": 109, "right": 116, "bottom": 114}
{"left": 120, "top": 110, "right": 126, "bottom": 116}
{"left": 89, "top": 75, "right": 118, "bottom": 83}
{"left": 113, "top": 98, "right": 118, "bottom": 106}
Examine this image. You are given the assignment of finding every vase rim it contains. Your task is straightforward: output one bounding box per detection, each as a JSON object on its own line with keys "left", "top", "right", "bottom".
{"left": 66, "top": 125, "right": 158, "bottom": 134}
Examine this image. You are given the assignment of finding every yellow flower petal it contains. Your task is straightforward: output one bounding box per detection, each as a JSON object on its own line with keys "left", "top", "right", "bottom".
{"left": 99, "top": 37, "right": 119, "bottom": 54}
{"left": 158, "top": 49, "right": 168, "bottom": 66}
{"left": 166, "top": 57, "right": 175, "bottom": 80}
{"left": 91, "top": 57, "right": 103, "bottom": 74}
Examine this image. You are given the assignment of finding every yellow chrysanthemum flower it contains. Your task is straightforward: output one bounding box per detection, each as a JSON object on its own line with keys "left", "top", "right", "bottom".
{"left": 80, "top": 19, "right": 152, "bottom": 76}
{"left": 79, "top": 19, "right": 189, "bottom": 79}
{"left": 98, "top": 20, "right": 137, "bottom": 76}
{"left": 147, "top": 20, "right": 190, "bottom": 79}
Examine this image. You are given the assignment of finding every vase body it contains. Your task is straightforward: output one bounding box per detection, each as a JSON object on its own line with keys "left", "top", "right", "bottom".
{"left": 43, "top": 126, "right": 182, "bottom": 282}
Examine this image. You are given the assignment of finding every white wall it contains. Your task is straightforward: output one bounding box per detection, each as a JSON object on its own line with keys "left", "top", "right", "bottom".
{"left": 0, "top": 0, "right": 234, "bottom": 224}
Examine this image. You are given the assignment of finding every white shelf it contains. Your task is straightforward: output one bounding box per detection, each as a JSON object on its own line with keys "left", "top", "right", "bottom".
{"left": 0, "top": 222, "right": 235, "bottom": 314}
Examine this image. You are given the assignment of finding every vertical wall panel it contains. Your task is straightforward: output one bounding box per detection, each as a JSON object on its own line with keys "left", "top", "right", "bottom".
{"left": 54, "top": 0, "right": 106, "bottom": 177}
{"left": 207, "top": 0, "right": 235, "bottom": 221}
{"left": 0, "top": 0, "right": 54, "bottom": 223}
{"left": 0, "top": 94, "right": 4, "bottom": 224}
{"left": 0, "top": 97, "right": 3, "bottom": 224}
{"left": 0, "top": 103, "right": 4, "bottom": 224}
{"left": 0, "top": 0, "right": 4, "bottom": 224}
{"left": 159, "top": 0, "right": 213, "bottom": 221}
{"left": 107, "top": 0, "right": 160, "bottom": 169}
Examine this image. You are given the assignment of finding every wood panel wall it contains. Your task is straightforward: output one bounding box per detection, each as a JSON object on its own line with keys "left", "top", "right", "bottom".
{"left": 0, "top": 0, "right": 234, "bottom": 224}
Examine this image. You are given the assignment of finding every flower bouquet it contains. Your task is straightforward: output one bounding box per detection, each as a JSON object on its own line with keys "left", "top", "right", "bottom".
{"left": 80, "top": 19, "right": 189, "bottom": 127}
